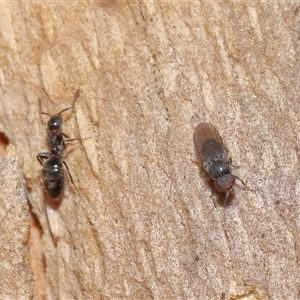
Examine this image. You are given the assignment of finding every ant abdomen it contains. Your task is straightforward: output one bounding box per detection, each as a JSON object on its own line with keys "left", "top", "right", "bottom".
{"left": 42, "top": 157, "right": 64, "bottom": 199}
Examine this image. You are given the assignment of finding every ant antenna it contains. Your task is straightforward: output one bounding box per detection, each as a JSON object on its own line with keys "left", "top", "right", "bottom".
{"left": 38, "top": 98, "right": 50, "bottom": 116}
{"left": 57, "top": 89, "right": 80, "bottom": 115}
{"left": 39, "top": 89, "right": 81, "bottom": 116}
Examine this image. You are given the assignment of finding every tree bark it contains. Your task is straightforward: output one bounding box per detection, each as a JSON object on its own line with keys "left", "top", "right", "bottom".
{"left": 0, "top": 2, "right": 300, "bottom": 299}
{"left": 0, "top": 145, "right": 33, "bottom": 298}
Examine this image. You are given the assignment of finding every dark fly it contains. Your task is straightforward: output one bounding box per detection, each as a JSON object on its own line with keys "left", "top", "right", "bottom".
{"left": 37, "top": 90, "right": 80, "bottom": 198}
{"left": 194, "top": 122, "right": 251, "bottom": 206}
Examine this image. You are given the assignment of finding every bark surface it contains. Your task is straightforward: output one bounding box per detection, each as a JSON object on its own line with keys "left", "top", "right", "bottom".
{"left": 0, "top": 2, "right": 300, "bottom": 299}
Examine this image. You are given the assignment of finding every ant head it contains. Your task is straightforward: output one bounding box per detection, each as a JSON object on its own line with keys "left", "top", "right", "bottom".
{"left": 215, "top": 174, "right": 235, "bottom": 193}
{"left": 41, "top": 90, "right": 80, "bottom": 131}
{"left": 47, "top": 114, "right": 63, "bottom": 131}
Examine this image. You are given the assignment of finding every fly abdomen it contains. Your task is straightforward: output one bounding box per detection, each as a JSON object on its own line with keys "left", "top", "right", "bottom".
{"left": 201, "top": 139, "right": 225, "bottom": 160}
{"left": 42, "top": 157, "right": 64, "bottom": 198}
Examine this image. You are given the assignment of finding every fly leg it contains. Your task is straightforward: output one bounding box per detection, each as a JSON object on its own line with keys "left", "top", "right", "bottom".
{"left": 235, "top": 175, "right": 255, "bottom": 192}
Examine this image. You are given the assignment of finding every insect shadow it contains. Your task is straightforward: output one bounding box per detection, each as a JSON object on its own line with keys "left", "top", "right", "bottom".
{"left": 194, "top": 122, "right": 253, "bottom": 207}
{"left": 37, "top": 89, "right": 80, "bottom": 209}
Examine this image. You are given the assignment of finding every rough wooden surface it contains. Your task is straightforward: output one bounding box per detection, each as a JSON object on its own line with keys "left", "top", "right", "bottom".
{"left": 0, "top": 145, "right": 33, "bottom": 298}
{"left": 0, "top": 2, "right": 300, "bottom": 299}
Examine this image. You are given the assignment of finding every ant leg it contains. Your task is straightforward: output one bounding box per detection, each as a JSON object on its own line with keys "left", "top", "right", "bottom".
{"left": 62, "top": 132, "right": 76, "bottom": 143}
{"left": 64, "top": 139, "right": 76, "bottom": 144}
{"left": 61, "top": 134, "right": 77, "bottom": 150}
{"left": 235, "top": 175, "right": 255, "bottom": 192}
{"left": 36, "top": 152, "right": 51, "bottom": 165}
{"left": 62, "top": 132, "right": 71, "bottom": 139}
{"left": 62, "top": 160, "right": 79, "bottom": 193}
{"left": 46, "top": 131, "right": 76, "bottom": 148}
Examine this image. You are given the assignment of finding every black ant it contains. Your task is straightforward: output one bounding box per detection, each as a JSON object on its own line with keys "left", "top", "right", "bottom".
{"left": 37, "top": 90, "right": 80, "bottom": 198}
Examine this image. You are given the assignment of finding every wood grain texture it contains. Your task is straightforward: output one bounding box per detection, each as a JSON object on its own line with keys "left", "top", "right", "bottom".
{"left": 0, "top": 2, "right": 300, "bottom": 299}
{"left": 0, "top": 145, "right": 32, "bottom": 298}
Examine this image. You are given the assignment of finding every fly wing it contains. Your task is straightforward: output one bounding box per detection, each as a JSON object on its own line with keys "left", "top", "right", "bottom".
{"left": 194, "top": 122, "right": 227, "bottom": 164}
